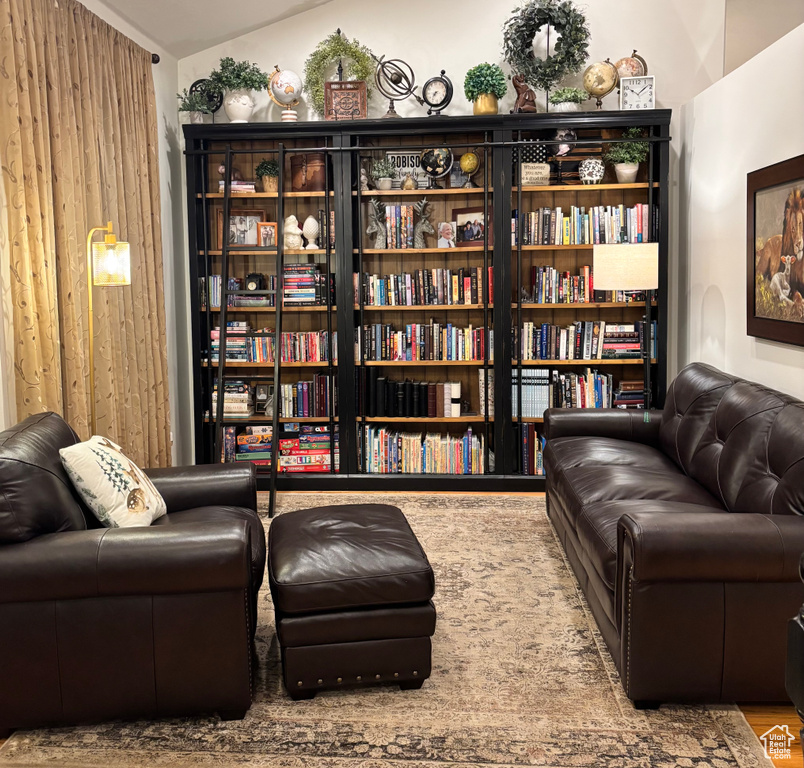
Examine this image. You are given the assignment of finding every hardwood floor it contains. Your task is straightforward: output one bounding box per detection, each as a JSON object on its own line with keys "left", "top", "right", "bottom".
{"left": 741, "top": 706, "right": 802, "bottom": 766}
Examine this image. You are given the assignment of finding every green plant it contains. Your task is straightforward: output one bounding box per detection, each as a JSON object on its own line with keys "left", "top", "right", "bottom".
{"left": 548, "top": 87, "right": 587, "bottom": 105}
{"left": 208, "top": 57, "right": 269, "bottom": 93}
{"left": 464, "top": 63, "right": 508, "bottom": 102}
{"left": 176, "top": 88, "right": 213, "bottom": 113}
{"left": 255, "top": 159, "right": 279, "bottom": 179}
{"left": 603, "top": 127, "right": 649, "bottom": 165}
{"left": 371, "top": 158, "right": 398, "bottom": 181}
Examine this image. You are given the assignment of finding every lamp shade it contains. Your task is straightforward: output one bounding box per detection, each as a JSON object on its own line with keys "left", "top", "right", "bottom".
{"left": 92, "top": 237, "right": 131, "bottom": 286}
{"left": 593, "top": 243, "right": 658, "bottom": 291}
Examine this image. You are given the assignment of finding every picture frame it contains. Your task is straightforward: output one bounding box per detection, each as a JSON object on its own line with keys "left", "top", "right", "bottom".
{"left": 217, "top": 208, "right": 266, "bottom": 249}
{"left": 257, "top": 222, "right": 278, "bottom": 249}
{"left": 746, "top": 153, "right": 804, "bottom": 346}
{"left": 437, "top": 221, "right": 457, "bottom": 249}
{"left": 453, "top": 206, "right": 492, "bottom": 248}
{"left": 324, "top": 80, "right": 367, "bottom": 121}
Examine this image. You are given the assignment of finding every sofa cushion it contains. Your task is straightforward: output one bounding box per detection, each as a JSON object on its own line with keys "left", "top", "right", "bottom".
{"left": 0, "top": 412, "right": 87, "bottom": 544}
{"left": 546, "top": 436, "right": 678, "bottom": 475}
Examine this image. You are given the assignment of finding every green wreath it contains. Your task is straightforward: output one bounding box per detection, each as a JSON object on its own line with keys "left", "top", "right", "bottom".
{"left": 502, "top": 0, "right": 590, "bottom": 92}
{"left": 303, "top": 31, "right": 375, "bottom": 117}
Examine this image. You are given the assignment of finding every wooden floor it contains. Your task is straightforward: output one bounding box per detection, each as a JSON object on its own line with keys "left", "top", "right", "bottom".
{"left": 0, "top": 490, "right": 796, "bottom": 763}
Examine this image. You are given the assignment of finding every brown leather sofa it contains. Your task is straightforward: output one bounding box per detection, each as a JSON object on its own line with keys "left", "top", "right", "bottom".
{"left": 0, "top": 412, "right": 266, "bottom": 734}
{"left": 545, "top": 362, "right": 804, "bottom": 705}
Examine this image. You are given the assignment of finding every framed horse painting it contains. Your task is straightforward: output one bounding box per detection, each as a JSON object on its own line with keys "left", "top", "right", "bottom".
{"left": 746, "top": 154, "right": 804, "bottom": 346}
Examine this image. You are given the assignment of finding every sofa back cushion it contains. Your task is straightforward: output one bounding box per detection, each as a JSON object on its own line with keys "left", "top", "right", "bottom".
{"left": 0, "top": 412, "right": 88, "bottom": 544}
{"left": 660, "top": 363, "right": 735, "bottom": 474}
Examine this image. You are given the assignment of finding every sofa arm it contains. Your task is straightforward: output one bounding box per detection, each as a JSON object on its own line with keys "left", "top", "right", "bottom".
{"left": 617, "top": 512, "right": 804, "bottom": 585}
{"left": 544, "top": 408, "right": 663, "bottom": 445}
{"left": 0, "top": 521, "right": 251, "bottom": 604}
{"left": 144, "top": 462, "right": 257, "bottom": 513}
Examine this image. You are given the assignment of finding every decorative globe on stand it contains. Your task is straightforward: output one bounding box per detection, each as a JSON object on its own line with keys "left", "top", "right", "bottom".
{"left": 614, "top": 50, "right": 648, "bottom": 79}
{"left": 269, "top": 65, "right": 302, "bottom": 122}
{"left": 459, "top": 150, "right": 481, "bottom": 188}
{"left": 419, "top": 147, "right": 453, "bottom": 190}
{"left": 582, "top": 58, "right": 618, "bottom": 109}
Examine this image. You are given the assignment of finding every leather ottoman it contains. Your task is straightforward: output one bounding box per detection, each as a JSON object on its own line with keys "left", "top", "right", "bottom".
{"left": 268, "top": 504, "right": 436, "bottom": 700}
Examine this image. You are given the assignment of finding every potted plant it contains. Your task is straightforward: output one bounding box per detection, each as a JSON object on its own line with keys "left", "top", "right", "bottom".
{"left": 464, "top": 63, "right": 508, "bottom": 115}
{"left": 548, "top": 87, "right": 587, "bottom": 113}
{"left": 208, "top": 57, "right": 269, "bottom": 123}
{"left": 603, "top": 127, "right": 649, "bottom": 183}
{"left": 371, "top": 158, "right": 398, "bottom": 191}
{"left": 176, "top": 88, "right": 213, "bottom": 124}
{"left": 255, "top": 159, "right": 280, "bottom": 193}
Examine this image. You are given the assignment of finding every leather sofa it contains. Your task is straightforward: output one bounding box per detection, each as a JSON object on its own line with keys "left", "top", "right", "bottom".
{"left": 0, "top": 412, "right": 266, "bottom": 734}
{"left": 545, "top": 362, "right": 804, "bottom": 704}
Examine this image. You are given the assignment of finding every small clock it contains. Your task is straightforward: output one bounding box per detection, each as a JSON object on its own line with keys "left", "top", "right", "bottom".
{"left": 421, "top": 70, "right": 453, "bottom": 116}
{"left": 245, "top": 272, "right": 264, "bottom": 291}
{"left": 620, "top": 75, "right": 655, "bottom": 111}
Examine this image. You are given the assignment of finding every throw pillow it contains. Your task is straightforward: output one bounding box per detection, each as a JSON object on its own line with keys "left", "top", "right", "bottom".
{"left": 59, "top": 436, "right": 166, "bottom": 527}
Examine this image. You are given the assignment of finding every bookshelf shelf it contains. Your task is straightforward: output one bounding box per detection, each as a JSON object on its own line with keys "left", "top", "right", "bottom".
{"left": 360, "top": 416, "right": 489, "bottom": 423}
{"left": 359, "top": 304, "right": 489, "bottom": 311}
{"left": 354, "top": 188, "right": 493, "bottom": 197}
{"left": 206, "top": 416, "right": 339, "bottom": 424}
{"left": 198, "top": 191, "right": 334, "bottom": 199}
{"left": 206, "top": 306, "right": 335, "bottom": 313}
{"left": 513, "top": 417, "right": 544, "bottom": 423}
{"left": 513, "top": 301, "right": 657, "bottom": 309}
{"left": 521, "top": 244, "right": 594, "bottom": 251}
{"left": 512, "top": 182, "right": 659, "bottom": 192}
{"left": 205, "top": 361, "right": 337, "bottom": 368}
{"left": 203, "top": 249, "right": 326, "bottom": 256}
{"left": 361, "top": 360, "right": 489, "bottom": 367}
{"left": 357, "top": 247, "right": 485, "bottom": 254}
{"left": 513, "top": 359, "right": 656, "bottom": 366}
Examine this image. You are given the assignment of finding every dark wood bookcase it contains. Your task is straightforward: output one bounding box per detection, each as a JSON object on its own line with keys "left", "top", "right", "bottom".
{"left": 183, "top": 110, "right": 671, "bottom": 498}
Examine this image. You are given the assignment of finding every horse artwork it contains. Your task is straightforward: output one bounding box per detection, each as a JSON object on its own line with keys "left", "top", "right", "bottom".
{"left": 747, "top": 154, "right": 804, "bottom": 346}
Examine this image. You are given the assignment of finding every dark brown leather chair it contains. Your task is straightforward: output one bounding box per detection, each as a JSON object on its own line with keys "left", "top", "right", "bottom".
{"left": 545, "top": 363, "right": 804, "bottom": 705}
{"left": 0, "top": 412, "right": 266, "bottom": 734}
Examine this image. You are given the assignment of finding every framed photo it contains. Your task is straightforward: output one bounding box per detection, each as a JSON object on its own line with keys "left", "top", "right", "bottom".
{"left": 746, "top": 154, "right": 804, "bottom": 346}
{"left": 324, "top": 81, "right": 367, "bottom": 121}
{"left": 453, "top": 207, "right": 492, "bottom": 248}
{"left": 217, "top": 208, "right": 266, "bottom": 249}
{"left": 448, "top": 163, "right": 469, "bottom": 189}
{"left": 257, "top": 222, "right": 278, "bottom": 248}
{"left": 437, "top": 221, "right": 456, "bottom": 249}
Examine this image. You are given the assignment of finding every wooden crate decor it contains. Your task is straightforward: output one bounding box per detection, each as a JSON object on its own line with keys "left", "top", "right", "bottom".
{"left": 324, "top": 81, "right": 367, "bottom": 121}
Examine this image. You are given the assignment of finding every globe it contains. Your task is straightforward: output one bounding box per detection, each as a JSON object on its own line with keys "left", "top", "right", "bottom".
{"left": 459, "top": 151, "right": 480, "bottom": 176}
{"left": 269, "top": 67, "right": 302, "bottom": 108}
{"left": 419, "top": 147, "right": 453, "bottom": 179}
{"left": 615, "top": 56, "right": 645, "bottom": 79}
{"left": 582, "top": 59, "right": 618, "bottom": 107}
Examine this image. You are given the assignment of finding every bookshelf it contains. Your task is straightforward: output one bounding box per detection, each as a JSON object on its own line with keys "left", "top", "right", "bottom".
{"left": 184, "top": 110, "right": 670, "bottom": 498}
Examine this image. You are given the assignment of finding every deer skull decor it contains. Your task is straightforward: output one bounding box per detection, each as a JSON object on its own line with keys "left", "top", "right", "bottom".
{"left": 413, "top": 197, "right": 434, "bottom": 249}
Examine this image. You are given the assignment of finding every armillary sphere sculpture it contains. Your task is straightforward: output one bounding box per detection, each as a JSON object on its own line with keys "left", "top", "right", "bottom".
{"left": 373, "top": 54, "right": 424, "bottom": 118}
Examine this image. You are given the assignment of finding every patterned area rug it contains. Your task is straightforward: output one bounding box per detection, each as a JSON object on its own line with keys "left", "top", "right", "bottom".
{"left": 0, "top": 493, "right": 771, "bottom": 768}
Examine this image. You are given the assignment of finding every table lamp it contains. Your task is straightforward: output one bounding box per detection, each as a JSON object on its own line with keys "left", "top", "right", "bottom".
{"left": 86, "top": 221, "right": 131, "bottom": 434}
{"left": 593, "top": 242, "right": 658, "bottom": 412}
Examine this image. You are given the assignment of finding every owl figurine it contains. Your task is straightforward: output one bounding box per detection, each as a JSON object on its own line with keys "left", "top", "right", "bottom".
{"left": 283, "top": 215, "right": 303, "bottom": 250}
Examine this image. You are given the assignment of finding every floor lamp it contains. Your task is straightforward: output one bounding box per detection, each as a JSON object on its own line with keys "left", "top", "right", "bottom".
{"left": 86, "top": 222, "right": 131, "bottom": 435}
{"left": 592, "top": 243, "right": 659, "bottom": 414}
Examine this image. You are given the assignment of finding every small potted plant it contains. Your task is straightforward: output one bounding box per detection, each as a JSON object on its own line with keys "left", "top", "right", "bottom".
{"left": 255, "top": 159, "right": 280, "bottom": 193}
{"left": 177, "top": 88, "right": 213, "bottom": 124}
{"left": 603, "top": 127, "right": 649, "bottom": 183}
{"left": 548, "top": 87, "right": 587, "bottom": 113}
{"left": 464, "top": 63, "right": 508, "bottom": 115}
{"left": 371, "top": 158, "right": 398, "bottom": 191}
{"left": 208, "top": 57, "right": 269, "bottom": 123}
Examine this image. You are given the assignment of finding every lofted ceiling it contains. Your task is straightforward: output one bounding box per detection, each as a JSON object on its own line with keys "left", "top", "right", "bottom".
{"left": 101, "top": 0, "right": 334, "bottom": 58}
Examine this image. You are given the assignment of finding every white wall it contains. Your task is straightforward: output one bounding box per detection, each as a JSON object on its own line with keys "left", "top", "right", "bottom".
{"left": 679, "top": 22, "right": 804, "bottom": 398}
{"left": 724, "top": 0, "right": 804, "bottom": 74}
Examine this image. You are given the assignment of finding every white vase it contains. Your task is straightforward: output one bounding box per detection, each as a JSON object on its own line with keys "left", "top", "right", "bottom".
{"left": 188, "top": 111, "right": 205, "bottom": 124}
{"left": 224, "top": 89, "right": 255, "bottom": 123}
{"left": 302, "top": 215, "right": 320, "bottom": 250}
{"left": 614, "top": 163, "right": 639, "bottom": 183}
{"left": 376, "top": 178, "right": 393, "bottom": 190}
{"left": 551, "top": 101, "right": 581, "bottom": 113}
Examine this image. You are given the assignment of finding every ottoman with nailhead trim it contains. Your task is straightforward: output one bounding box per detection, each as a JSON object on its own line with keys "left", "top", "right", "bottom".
{"left": 268, "top": 504, "right": 436, "bottom": 700}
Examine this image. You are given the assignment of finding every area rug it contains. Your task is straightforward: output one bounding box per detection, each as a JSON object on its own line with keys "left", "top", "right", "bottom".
{"left": 0, "top": 493, "right": 772, "bottom": 768}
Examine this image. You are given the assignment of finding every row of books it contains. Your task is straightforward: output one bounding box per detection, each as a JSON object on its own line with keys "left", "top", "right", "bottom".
{"left": 511, "top": 204, "right": 656, "bottom": 246}
{"left": 524, "top": 266, "right": 592, "bottom": 305}
{"left": 515, "top": 320, "right": 656, "bottom": 361}
{"left": 212, "top": 380, "right": 254, "bottom": 419}
{"left": 520, "top": 424, "right": 546, "bottom": 476}
{"left": 512, "top": 369, "right": 615, "bottom": 417}
{"left": 357, "top": 369, "right": 463, "bottom": 418}
{"left": 201, "top": 267, "right": 336, "bottom": 310}
{"left": 613, "top": 379, "right": 646, "bottom": 409}
{"left": 355, "top": 267, "right": 493, "bottom": 307}
{"left": 209, "top": 325, "right": 337, "bottom": 364}
{"left": 361, "top": 427, "right": 486, "bottom": 474}
{"left": 375, "top": 204, "right": 415, "bottom": 249}
{"left": 280, "top": 376, "right": 337, "bottom": 418}
{"left": 356, "top": 323, "right": 492, "bottom": 363}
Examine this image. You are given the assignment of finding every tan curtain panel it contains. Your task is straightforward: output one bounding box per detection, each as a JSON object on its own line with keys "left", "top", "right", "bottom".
{"left": 0, "top": 0, "right": 171, "bottom": 466}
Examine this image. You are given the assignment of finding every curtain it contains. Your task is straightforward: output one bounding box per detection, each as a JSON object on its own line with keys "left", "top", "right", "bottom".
{"left": 0, "top": 0, "right": 171, "bottom": 467}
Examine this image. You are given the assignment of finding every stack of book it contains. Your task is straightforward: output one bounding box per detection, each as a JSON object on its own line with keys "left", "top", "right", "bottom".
{"left": 356, "top": 323, "right": 492, "bottom": 362}
{"left": 524, "top": 265, "right": 592, "bottom": 304}
{"left": 210, "top": 322, "right": 250, "bottom": 362}
{"left": 283, "top": 265, "right": 334, "bottom": 307}
{"left": 218, "top": 180, "right": 256, "bottom": 194}
{"left": 357, "top": 371, "right": 463, "bottom": 418}
{"left": 355, "top": 267, "right": 493, "bottom": 306}
{"left": 279, "top": 425, "right": 338, "bottom": 473}
{"left": 602, "top": 321, "right": 656, "bottom": 359}
{"left": 279, "top": 375, "right": 337, "bottom": 418}
{"left": 362, "top": 427, "right": 485, "bottom": 474}
{"left": 613, "top": 379, "right": 645, "bottom": 409}
{"left": 211, "top": 381, "right": 254, "bottom": 421}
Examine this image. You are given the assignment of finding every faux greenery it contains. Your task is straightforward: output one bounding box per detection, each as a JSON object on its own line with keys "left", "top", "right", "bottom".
{"left": 603, "top": 127, "right": 649, "bottom": 165}
{"left": 502, "top": 0, "right": 590, "bottom": 92}
{"left": 208, "top": 57, "right": 269, "bottom": 93}
{"left": 303, "top": 31, "right": 375, "bottom": 117}
{"left": 176, "top": 88, "right": 213, "bottom": 113}
{"left": 255, "top": 159, "right": 279, "bottom": 178}
{"left": 548, "top": 87, "right": 586, "bottom": 104}
{"left": 371, "top": 158, "right": 398, "bottom": 180}
{"left": 464, "top": 63, "right": 508, "bottom": 102}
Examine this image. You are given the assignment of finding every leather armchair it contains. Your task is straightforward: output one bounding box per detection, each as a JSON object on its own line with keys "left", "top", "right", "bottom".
{"left": 0, "top": 412, "right": 266, "bottom": 734}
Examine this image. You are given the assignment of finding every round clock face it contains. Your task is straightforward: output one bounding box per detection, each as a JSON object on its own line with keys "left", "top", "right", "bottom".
{"left": 247, "top": 279, "right": 258, "bottom": 291}
{"left": 424, "top": 79, "right": 447, "bottom": 106}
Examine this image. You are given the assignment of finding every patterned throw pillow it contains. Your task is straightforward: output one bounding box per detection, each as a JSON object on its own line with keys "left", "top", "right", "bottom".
{"left": 59, "top": 436, "right": 166, "bottom": 527}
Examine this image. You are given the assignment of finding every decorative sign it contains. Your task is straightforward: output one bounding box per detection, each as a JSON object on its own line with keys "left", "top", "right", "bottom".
{"left": 324, "top": 81, "right": 367, "bottom": 121}
{"left": 521, "top": 163, "right": 551, "bottom": 186}
{"left": 384, "top": 150, "right": 430, "bottom": 189}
